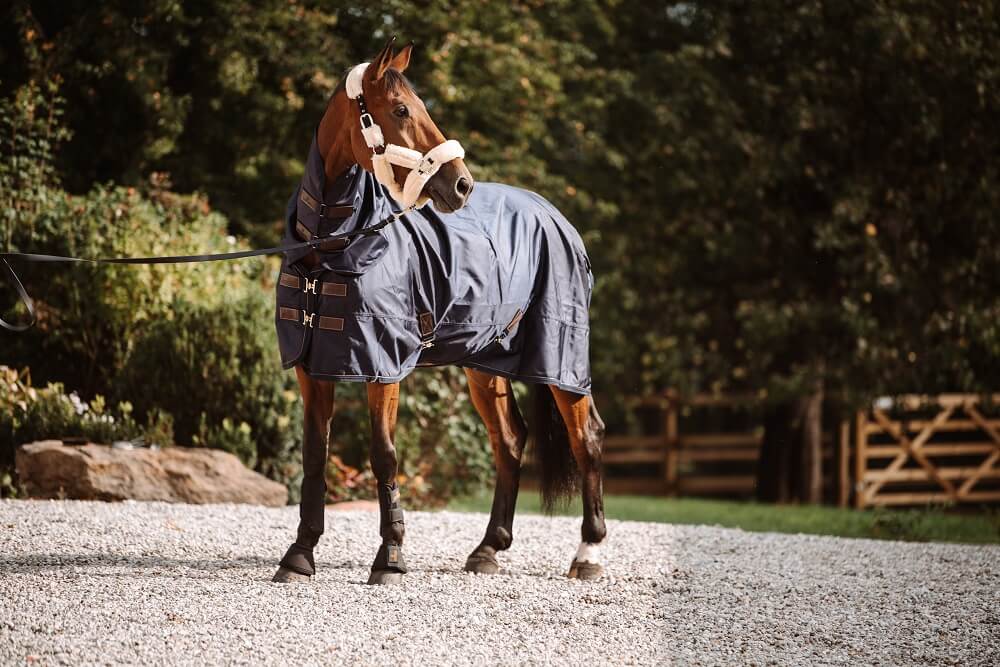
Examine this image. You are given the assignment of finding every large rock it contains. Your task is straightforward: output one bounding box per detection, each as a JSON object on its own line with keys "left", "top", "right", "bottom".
{"left": 15, "top": 441, "right": 287, "bottom": 507}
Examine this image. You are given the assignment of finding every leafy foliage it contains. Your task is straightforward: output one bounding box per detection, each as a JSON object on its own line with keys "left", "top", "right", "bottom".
{"left": 604, "top": 2, "right": 1000, "bottom": 406}
{"left": 2, "top": 0, "right": 351, "bottom": 243}
{"left": 328, "top": 367, "right": 493, "bottom": 507}
{"left": 0, "top": 74, "right": 71, "bottom": 251}
{"left": 0, "top": 74, "right": 307, "bottom": 495}
{"left": 0, "top": 365, "right": 174, "bottom": 494}
{"left": 115, "top": 291, "right": 303, "bottom": 485}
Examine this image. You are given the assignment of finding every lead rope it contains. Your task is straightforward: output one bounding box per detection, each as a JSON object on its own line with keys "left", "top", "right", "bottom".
{"left": 0, "top": 205, "right": 414, "bottom": 333}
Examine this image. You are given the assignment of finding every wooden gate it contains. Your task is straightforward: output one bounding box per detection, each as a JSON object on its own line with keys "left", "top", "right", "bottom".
{"left": 846, "top": 394, "right": 1000, "bottom": 507}
{"left": 602, "top": 393, "right": 762, "bottom": 497}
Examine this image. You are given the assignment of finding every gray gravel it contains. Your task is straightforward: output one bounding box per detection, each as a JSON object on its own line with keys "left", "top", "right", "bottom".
{"left": 1, "top": 500, "right": 998, "bottom": 666}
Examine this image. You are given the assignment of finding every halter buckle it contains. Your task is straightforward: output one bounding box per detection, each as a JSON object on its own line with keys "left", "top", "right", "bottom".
{"left": 360, "top": 114, "right": 385, "bottom": 150}
{"left": 302, "top": 313, "right": 315, "bottom": 328}
{"left": 417, "top": 155, "right": 437, "bottom": 176}
{"left": 303, "top": 279, "right": 318, "bottom": 294}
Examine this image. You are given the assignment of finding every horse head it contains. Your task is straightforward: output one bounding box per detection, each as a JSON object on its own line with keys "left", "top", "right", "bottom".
{"left": 337, "top": 37, "right": 474, "bottom": 214}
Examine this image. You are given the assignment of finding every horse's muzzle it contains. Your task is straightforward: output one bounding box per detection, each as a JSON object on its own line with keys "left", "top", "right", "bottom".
{"left": 428, "top": 159, "right": 474, "bottom": 213}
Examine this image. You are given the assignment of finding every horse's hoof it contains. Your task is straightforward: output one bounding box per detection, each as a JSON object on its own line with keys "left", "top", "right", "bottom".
{"left": 567, "top": 560, "right": 603, "bottom": 581}
{"left": 367, "top": 569, "right": 405, "bottom": 585}
{"left": 272, "top": 566, "right": 312, "bottom": 583}
{"left": 464, "top": 553, "right": 501, "bottom": 575}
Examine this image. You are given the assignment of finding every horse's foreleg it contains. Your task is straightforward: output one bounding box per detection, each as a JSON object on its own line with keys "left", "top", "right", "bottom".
{"left": 273, "top": 366, "right": 335, "bottom": 583}
{"left": 463, "top": 369, "right": 526, "bottom": 575}
{"left": 550, "top": 387, "right": 607, "bottom": 580}
{"left": 366, "top": 381, "right": 407, "bottom": 585}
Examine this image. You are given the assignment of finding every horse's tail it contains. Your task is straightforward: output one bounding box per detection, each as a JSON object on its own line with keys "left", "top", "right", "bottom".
{"left": 530, "top": 384, "right": 579, "bottom": 513}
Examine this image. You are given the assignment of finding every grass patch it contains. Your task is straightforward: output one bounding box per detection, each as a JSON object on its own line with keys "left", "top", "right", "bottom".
{"left": 447, "top": 491, "right": 1000, "bottom": 545}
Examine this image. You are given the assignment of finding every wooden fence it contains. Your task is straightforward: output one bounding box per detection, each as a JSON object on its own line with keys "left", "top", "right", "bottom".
{"left": 600, "top": 391, "right": 1000, "bottom": 507}
{"left": 842, "top": 394, "right": 1000, "bottom": 508}
{"left": 602, "top": 393, "right": 763, "bottom": 496}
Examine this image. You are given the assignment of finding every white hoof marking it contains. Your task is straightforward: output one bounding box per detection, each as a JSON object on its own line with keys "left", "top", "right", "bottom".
{"left": 574, "top": 541, "right": 603, "bottom": 565}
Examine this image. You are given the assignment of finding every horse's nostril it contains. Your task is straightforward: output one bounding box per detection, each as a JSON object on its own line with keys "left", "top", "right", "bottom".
{"left": 455, "top": 176, "right": 472, "bottom": 197}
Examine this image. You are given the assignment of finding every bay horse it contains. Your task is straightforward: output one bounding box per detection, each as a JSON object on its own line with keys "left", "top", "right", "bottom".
{"left": 272, "top": 38, "right": 606, "bottom": 585}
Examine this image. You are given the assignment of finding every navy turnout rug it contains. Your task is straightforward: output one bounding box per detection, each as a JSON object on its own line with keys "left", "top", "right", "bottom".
{"left": 275, "top": 137, "right": 593, "bottom": 394}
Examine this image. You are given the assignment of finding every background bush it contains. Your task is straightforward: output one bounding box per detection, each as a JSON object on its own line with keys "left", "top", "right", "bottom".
{"left": 0, "top": 174, "right": 313, "bottom": 495}
{"left": 115, "top": 292, "right": 304, "bottom": 489}
{"left": 0, "top": 365, "right": 173, "bottom": 495}
{"left": 328, "top": 367, "right": 493, "bottom": 507}
{"left": 0, "top": 77, "right": 310, "bottom": 497}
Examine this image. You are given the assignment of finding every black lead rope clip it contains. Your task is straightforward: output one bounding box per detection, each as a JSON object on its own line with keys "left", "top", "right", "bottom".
{"left": 1, "top": 257, "right": 36, "bottom": 333}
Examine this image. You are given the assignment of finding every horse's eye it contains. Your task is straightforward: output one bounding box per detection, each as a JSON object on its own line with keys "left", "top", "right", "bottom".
{"left": 393, "top": 105, "right": 409, "bottom": 119}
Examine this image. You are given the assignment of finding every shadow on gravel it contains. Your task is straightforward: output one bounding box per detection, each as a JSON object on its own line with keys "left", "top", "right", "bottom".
{"left": 0, "top": 553, "right": 592, "bottom": 584}
{"left": 0, "top": 553, "right": 363, "bottom": 577}
{"left": 419, "top": 564, "right": 574, "bottom": 582}
{"left": 0, "top": 554, "right": 587, "bottom": 585}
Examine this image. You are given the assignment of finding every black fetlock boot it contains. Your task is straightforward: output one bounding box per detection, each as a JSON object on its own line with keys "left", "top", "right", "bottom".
{"left": 368, "top": 483, "right": 407, "bottom": 585}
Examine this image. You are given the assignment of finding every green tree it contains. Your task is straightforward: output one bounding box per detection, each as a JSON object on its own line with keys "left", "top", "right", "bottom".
{"left": 2, "top": 1, "right": 349, "bottom": 241}
{"left": 606, "top": 2, "right": 1000, "bottom": 500}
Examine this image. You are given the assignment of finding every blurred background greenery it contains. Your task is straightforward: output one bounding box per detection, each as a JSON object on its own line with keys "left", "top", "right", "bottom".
{"left": 2, "top": 2, "right": 1000, "bottom": 511}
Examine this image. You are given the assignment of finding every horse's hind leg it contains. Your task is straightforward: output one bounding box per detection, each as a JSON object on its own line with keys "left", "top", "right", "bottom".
{"left": 463, "top": 369, "right": 527, "bottom": 574}
{"left": 550, "top": 387, "right": 607, "bottom": 580}
{"left": 273, "top": 367, "right": 335, "bottom": 583}
{"left": 366, "top": 382, "right": 408, "bottom": 585}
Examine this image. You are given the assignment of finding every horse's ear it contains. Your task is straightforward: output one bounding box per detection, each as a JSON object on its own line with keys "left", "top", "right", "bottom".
{"left": 372, "top": 35, "right": 397, "bottom": 81}
{"left": 389, "top": 42, "right": 413, "bottom": 74}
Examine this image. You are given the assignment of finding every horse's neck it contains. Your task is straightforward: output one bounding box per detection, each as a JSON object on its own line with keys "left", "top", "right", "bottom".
{"left": 300, "top": 90, "right": 361, "bottom": 272}
{"left": 317, "top": 90, "right": 360, "bottom": 184}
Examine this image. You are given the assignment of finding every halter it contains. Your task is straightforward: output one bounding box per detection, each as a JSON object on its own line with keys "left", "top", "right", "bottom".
{"left": 345, "top": 63, "right": 465, "bottom": 210}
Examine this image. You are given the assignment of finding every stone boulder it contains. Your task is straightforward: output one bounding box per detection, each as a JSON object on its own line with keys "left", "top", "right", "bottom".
{"left": 15, "top": 441, "right": 287, "bottom": 507}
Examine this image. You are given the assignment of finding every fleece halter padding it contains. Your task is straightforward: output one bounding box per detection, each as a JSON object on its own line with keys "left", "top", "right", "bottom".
{"left": 346, "top": 62, "right": 465, "bottom": 210}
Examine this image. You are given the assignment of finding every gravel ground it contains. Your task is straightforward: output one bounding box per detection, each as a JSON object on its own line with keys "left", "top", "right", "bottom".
{"left": 1, "top": 500, "right": 998, "bottom": 666}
